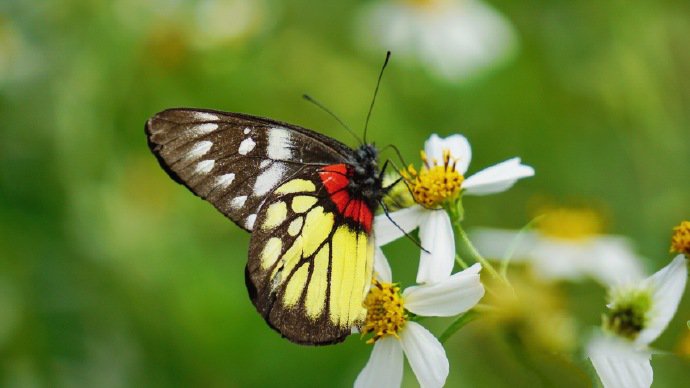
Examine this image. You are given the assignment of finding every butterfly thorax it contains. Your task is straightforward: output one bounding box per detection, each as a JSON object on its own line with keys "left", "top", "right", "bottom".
{"left": 348, "top": 144, "right": 383, "bottom": 210}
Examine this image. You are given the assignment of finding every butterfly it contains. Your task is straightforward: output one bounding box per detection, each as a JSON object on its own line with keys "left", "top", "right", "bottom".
{"left": 145, "top": 108, "right": 387, "bottom": 345}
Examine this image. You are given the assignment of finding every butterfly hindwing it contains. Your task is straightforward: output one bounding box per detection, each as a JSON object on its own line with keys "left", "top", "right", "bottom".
{"left": 145, "top": 108, "right": 352, "bottom": 230}
{"left": 246, "top": 170, "right": 374, "bottom": 344}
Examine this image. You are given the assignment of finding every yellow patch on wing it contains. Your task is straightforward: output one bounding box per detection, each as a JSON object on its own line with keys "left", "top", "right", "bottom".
{"left": 280, "top": 235, "right": 304, "bottom": 281}
{"left": 262, "top": 201, "right": 287, "bottom": 230}
{"left": 283, "top": 264, "right": 310, "bottom": 307}
{"left": 275, "top": 207, "right": 333, "bottom": 288}
{"left": 301, "top": 207, "right": 334, "bottom": 257}
{"left": 329, "top": 226, "right": 371, "bottom": 327}
{"left": 305, "top": 244, "right": 329, "bottom": 319}
{"left": 292, "top": 195, "right": 318, "bottom": 213}
{"left": 275, "top": 179, "right": 316, "bottom": 194}
{"left": 261, "top": 237, "right": 282, "bottom": 269}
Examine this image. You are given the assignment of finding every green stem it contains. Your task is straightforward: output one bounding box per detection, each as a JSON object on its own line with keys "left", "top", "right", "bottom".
{"left": 455, "top": 225, "right": 504, "bottom": 282}
{"left": 455, "top": 254, "right": 469, "bottom": 269}
{"left": 439, "top": 310, "right": 478, "bottom": 343}
{"left": 444, "top": 198, "right": 509, "bottom": 285}
{"left": 499, "top": 215, "right": 543, "bottom": 277}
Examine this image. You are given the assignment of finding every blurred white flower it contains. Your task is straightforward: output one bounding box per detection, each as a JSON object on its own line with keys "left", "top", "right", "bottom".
{"left": 471, "top": 208, "right": 646, "bottom": 286}
{"left": 375, "top": 134, "right": 533, "bottom": 284}
{"left": 587, "top": 255, "right": 688, "bottom": 388}
{"left": 194, "top": 0, "right": 271, "bottom": 48}
{"left": 355, "top": 249, "right": 484, "bottom": 388}
{"left": 356, "top": 0, "right": 518, "bottom": 81}
{"left": 113, "top": 0, "right": 268, "bottom": 49}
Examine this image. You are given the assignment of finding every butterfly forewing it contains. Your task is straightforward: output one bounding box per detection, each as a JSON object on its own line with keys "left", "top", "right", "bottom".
{"left": 146, "top": 108, "right": 352, "bottom": 230}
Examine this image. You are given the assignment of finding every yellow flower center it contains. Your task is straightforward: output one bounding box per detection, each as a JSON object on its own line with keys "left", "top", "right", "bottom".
{"left": 402, "top": 150, "right": 464, "bottom": 208}
{"left": 536, "top": 207, "right": 603, "bottom": 241}
{"left": 361, "top": 279, "right": 407, "bottom": 343}
{"left": 671, "top": 220, "right": 690, "bottom": 256}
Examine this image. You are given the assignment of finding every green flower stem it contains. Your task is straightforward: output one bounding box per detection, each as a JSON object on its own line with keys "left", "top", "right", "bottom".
{"left": 439, "top": 310, "right": 478, "bottom": 343}
{"left": 455, "top": 254, "right": 469, "bottom": 269}
{"left": 455, "top": 224, "right": 505, "bottom": 283}
{"left": 445, "top": 198, "right": 505, "bottom": 282}
{"left": 499, "top": 215, "right": 542, "bottom": 277}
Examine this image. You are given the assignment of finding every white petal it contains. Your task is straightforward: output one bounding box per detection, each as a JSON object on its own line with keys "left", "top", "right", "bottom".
{"left": 469, "top": 227, "right": 539, "bottom": 261}
{"left": 636, "top": 255, "right": 687, "bottom": 346}
{"left": 586, "top": 237, "right": 646, "bottom": 286}
{"left": 374, "top": 247, "right": 393, "bottom": 283}
{"left": 355, "top": 337, "right": 404, "bottom": 388}
{"left": 403, "top": 264, "right": 484, "bottom": 316}
{"left": 415, "top": 0, "right": 517, "bottom": 81}
{"left": 424, "top": 133, "right": 472, "bottom": 174}
{"left": 400, "top": 321, "right": 449, "bottom": 388}
{"left": 374, "top": 205, "right": 426, "bottom": 246}
{"left": 463, "top": 157, "right": 534, "bottom": 195}
{"left": 356, "top": 0, "right": 517, "bottom": 81}
{"left": 587, "top": 334, "right": 652, "bottom": 388}
{"left": 524, "top": 235, "right": 646, "bottom": 285}
{"left": 417, "top": 210, "right": 455, "bottom": 284}
{"left": 529, "top": 240, "right": 594, "bottom": 281}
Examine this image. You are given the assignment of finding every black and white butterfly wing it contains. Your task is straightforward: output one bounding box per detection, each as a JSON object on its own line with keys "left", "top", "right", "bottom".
{"left": 145, "top": 108, "right": 351, "bottom": 231}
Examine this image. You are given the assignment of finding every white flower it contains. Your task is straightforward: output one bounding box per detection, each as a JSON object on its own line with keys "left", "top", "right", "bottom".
{"left": 355, "top": 0, "right": 518, "bottom": 81}
{"left": 376, "top": 134, "right": 534, "bottom": 284}
{"left": 356, "top": 249, "right": 484, "bottom": 388}
{"left": 471, "top": 227, "right": 646, "bottom": 286}
{"left": 423, "top": 134, "right": 535, "bottom": 195}
{"left": 587, "top": 255, "right": 688, "bottom": 388}
{"left": 193, "top": 0, "right": 271, "bottom": 48}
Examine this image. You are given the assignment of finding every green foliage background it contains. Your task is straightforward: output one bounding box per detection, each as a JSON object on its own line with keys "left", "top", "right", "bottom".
{"left": 1, "top": 0, "right": 689, "bottom": 386}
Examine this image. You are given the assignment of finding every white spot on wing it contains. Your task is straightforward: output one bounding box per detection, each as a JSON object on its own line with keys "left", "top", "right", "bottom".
{"left": 238, "top": 138, "right": 256, "bottom": 155}
{"left": 215, "top": 173, "right": 235, "bottom": 189}
{"left": 194, "top": 112, "right": 219, "bottom": 121}
{"left": 190, "top": 123, "right": 218, "bottom": 136}
{"left": 231, "top": 196, "right": 247, "bottom": 209}
{"left": 245, "top": 214, "right": 257, "bottom": 230}
{"left": 253, "top": 163, "right": 286, "bottom": 196}
{"left": 259, "top": 160, "right": 271, "bottom": 169}
{"left": 288, "top": 217, "right": 303, "bottom": 236}
{"left": 268, "top": 128, "right": 293, "bottom": 160}
{"left": 185, "top": 141, "right": 213, "bottom": 161}
{"left": 243, "top": 128, "right": 251, "bottom": 134}
{"left": 195, "top": 160, "right": 215, "bottom": 174}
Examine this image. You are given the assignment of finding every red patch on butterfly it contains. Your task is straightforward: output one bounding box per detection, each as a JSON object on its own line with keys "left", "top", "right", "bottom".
{"left": 319, "top": 164, "right": 373, "bottom": 233}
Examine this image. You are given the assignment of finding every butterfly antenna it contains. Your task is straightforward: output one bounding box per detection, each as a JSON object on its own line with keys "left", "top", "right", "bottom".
{"left": 303, "top": 94, "right": 363, "bottom": 145}
{"left": 363, "top": 51, "right": 391, "bottom": 144}
{"left": 381, "top": 143, "right": 409, "bottom": 168}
